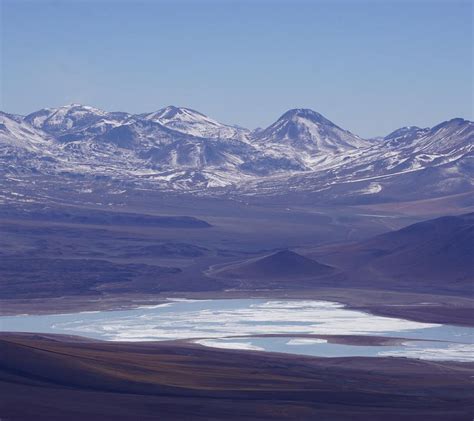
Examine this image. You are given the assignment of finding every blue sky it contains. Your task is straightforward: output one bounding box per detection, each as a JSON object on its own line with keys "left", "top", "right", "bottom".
{"left": 1, "top": 0, "right": 472, "bottom": 137}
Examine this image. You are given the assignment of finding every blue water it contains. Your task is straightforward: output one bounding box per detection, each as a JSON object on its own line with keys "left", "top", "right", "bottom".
{"left": 1, "top": 299, "right": 472, "bottom": 361}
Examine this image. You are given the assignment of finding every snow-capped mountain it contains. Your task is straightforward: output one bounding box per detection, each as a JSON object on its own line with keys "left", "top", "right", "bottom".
{"left": 142, "top": 106, "right": 249, "bottom": 140}
{"left": 413, "top": 118, "right": 473, "bottom": 154}
{"left": 254, "top": 108, "right": 371, "bottom": 152}
{"left": 1, "top": 104, "right": 472, "bottom": 203}
{"left": 250, "top": 108, "right": 373, "bottom": 170}
{"left": 0, "top": 112, "right": 60, "bottom": 171}
{"left": 3, "top": 105, "right": 261, "bottom": 190}
{"left": 25, "top": 104, "right": 130, "bottom": 135}
{"left": 241, "top": 117, "right": 473, "bottom": 202}
{"left": 384, "top": 126, "right": 429, "bottom": 143}
{"left": 1, "top": 112, "right": 52, "bottom": 149}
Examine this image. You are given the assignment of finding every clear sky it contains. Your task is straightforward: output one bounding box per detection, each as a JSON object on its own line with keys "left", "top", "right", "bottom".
{"left": 1, "top": 0, "right": 472, "bottom": 137}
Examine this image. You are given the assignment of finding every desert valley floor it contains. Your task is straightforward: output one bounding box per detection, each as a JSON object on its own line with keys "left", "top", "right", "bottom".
{"left": 0, "top": 189, "right": 473, "bottom": 420}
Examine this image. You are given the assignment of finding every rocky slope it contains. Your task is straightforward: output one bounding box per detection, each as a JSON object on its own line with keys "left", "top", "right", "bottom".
{"left": 1, "top": 104, "right": 472, "bottom": 202}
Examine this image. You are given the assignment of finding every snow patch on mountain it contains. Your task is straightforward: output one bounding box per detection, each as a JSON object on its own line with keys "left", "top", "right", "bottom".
{"left": 1, "top": 104, "right": 473, "bottom": 201}
{"left": 142, "top": 106, "right": 249, "bottom": 140}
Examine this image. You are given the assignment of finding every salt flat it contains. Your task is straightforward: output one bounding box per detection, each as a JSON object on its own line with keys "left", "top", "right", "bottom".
{"left": 1, "top": 298, "right": 472, "bottom": 361}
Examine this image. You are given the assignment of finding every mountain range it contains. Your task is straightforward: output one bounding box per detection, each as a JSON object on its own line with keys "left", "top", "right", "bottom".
{"left": 1, "top": 104, "right": 472, "bottom": 203}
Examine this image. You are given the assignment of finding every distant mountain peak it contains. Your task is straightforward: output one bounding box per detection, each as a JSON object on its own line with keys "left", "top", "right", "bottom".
{"left": 50, "top": 103, "right": 106, "bottom": 113}
{"left": 63, "top": 103, "right": 90, "bottom": 108}
{"left": 255, "top": 108, "right": 369, "bottom": 154}
{"left": 448, "top": 117, "right": 468, "bottom": 124}
{"left": 143, "top": 106, "right": 248, "bottom": 140}
{"left": 431, "top": 117, "right": 472, "bottom": 132}
{"left": 384, "top": 126, "right": 428, "bottom": 142}
{"left": 279, "top": 108, "right": 332, "bottom": 124}
{"left": 24, "top": 103, "right": 113, "bottom": 134}
{"left": 150, "top": 105, "right": 207, "bottom": 120}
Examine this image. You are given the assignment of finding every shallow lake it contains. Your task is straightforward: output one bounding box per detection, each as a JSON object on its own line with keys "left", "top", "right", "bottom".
{"left": 1, "top": 299, "right": 472, "bottom": 361}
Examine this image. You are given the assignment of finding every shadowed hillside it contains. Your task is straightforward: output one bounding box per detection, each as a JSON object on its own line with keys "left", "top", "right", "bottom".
{"left": 360, "top": 213, "right": 474, "bottom": 282}
{"left": 310, "top": 212, "right": 474, "bottom": 295}
{"left": 0, "top": 333, "right": 473, "bottom": 421}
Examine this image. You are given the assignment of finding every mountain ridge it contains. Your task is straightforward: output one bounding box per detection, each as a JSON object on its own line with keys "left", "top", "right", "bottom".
{"left": 1, "top": 104, "right": 472, "bottom": 202}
